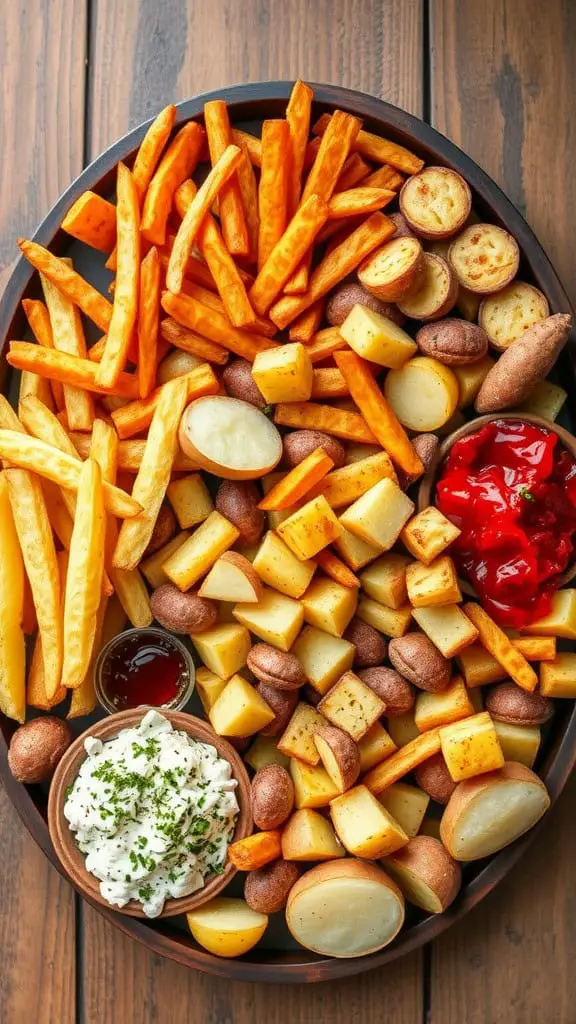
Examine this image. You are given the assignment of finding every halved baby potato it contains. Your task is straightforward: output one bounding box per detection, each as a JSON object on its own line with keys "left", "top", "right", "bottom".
{"left": 198, "top": 551, "right": 263, "bottom": 603}
{"left": 179, "top": 395, "right": 283, "bottom": 480}
{"left": 399, "top": 167, "right": 472, "bottom": 240}
{"left": 384, "top": 356, "right": 459, "bottom": 431}
{"left": 448, "top": 223, "right": 520, "bottom": 294}
{"left": 187, "top": 897, "right": 268, "bottom": 958}
{"left": 358, "top": 236, "right": 425, "bottom": 302}
{"left": 314, "top": 723, "right": 361, "bottom": 792}
{"left": 478, "top": 281, "right": 550, "bottom": 350}
{"left": 397, "top": 253, "right": 458, "bottom": 321}
{"left": 383, "top": 835, "right": 462, "bottom": 913}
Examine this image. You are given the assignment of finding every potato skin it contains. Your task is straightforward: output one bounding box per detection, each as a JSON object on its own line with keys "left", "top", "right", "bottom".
{"left": 485, "top": 681, "right": 553, "bottom": 727}
{"left": 416, "top": 319, "right": 489, "bottom": 366}
{"left": 357, "top": 667, "right": 415, "bottom": 716}
{"left": 251, "top": 764, "right": 295, "bottom": 829}
{"left": 222, "top": 358, "right": 267, "bottom": 409}
{"left": 256, "top": 684, "right": 299, "bottom": 737}
{"left": 397, "top": 253, "right": 458, "bottom": 322}
{"left": 245, "top": 859, "right": 300, "bottom": 913}
{"left": 414, "top": 752, "right": 457, "bottom": 805}
{"left": 315, "top": 723, "right": 360, "bottom": 791}
{"left": 358, "top": 237, "right": 425, "bottom": 303}
{"left": 344, "top": 617, "right": 388, "bottom": 668}
{"left": 150, "top": 583, "right": 218, "bottom": 633}
{"left": 283, "top": 430, "right": 346, "bottom": 469}
{"left": 215, "top": 480, "right": 265, "bottom": 545}
{"left": 388, "top": 634, "right": 451, "bottom": 693}
{"left": 389, "top": 212, "right": 416, "bottom": 239}
{"left": 326, "top": 282, "right": 405, "bottom": 327}
{"left": 384, "top": 835, "right": 462, "bottom": 912}
{"left": 143, "top": 504, "right": 177, "bottom": 556}
{"left": 247, "top": 644, "right": 306, "bottom": 690}
{"left": 8, "top": 718, "right": 72, "bottom": 783}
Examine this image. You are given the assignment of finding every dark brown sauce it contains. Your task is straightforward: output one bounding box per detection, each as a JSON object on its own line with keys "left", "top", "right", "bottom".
{"left": 100, "top": 632, "right": 190, "bottom": 710}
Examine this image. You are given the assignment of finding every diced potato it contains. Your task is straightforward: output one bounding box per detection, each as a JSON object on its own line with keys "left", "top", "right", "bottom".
{"left": 277, "top": 703, "right": 326, "bottom": 765}
{"left": 457, "top": 643, "right": 507, "bottom": 687}
{"left": 261, "top": 472, "right": 298, "bottom": 531}
{"left": 199, "top": 552, "right": 262, "bottom": 603}
{"left": 339, "top": 305, "right": 418, "bottom": 368}
{"left": 358, "top": 722, "right": 398, "bottom": 772}
{"left": 453, "top": 356, "right": 495, "bottom": 409}
{"left": 140, "top": 530, "right": 191, "bottom": 588}
{"left": 301, "top": 577, "right": 358, "bottom": 638}
{"left": 340, "top": 478, "right": 414, "bottom": 551}
{"left": 167, "top": 473, "right": 214, "bottom": 529}
{"left": 379, "top": 782, "right": 430, "bottom": 838}
{"left": 318, "top": 671, "right": 385, "bottom": 741}
{"left": 334, "top": 522, "right": 383, "bottom": 570}
{"left": 414, "top": 675, "right": 474, "bottom": 732}
{"left": 521, "top": 590, "right": 576, "bottom": 639}
{"left": 412, "top": 604, "right": 478, "bottom": 658}
{"left": 440, "top": 712, "right": 505, "bottom": 782}
{"left": 191, "top": 622, "right": 251, "bottom": 679}
{"left": 233, "top": 587, "right": 304, "bottom": 651}
{"left": 406, "top": 555, "right": 461, "bottom": 608}
{"left": 516, "top": 379, "right": 567, "bottom": 421}
{"left": 359, "top": 554, "right": 410, "bottom": 610}
{"left": 282, "top": 808, "right": 345, "bottom": 861}
{"left": 345, "top": 443, "right": 382, "bottom": 465}
{"left": 387, "top": 712, "right": 420, "bottom": 749}
{"left": 493, "top": 721, "right": 541, "bottom": 768}
{"left": 363, "top": 729, "right": 442, "bottom": 794}
{"left": 253, "top": 530, "right": 316, "bottom": 599}
{"left": 292, "top": 625, "right": 355, "bottom": 695}
{"left": 195, "top": 666, "right": 227, "bottom": 714}
{"left": 164, "top": 511, "right": 239, "bottom": 590}
{"left": 252, "top": 342, "right": 313, "bottom": 403}
{"left": 209, "top": 673, "right": 275, "bottom": 737}
{"left": 245, "top": 735, "right": 290, "bottom": 772}
{"left": 401, "top": 506, "right": 461, "bottom": 565}
{"left": 330, "top": 784, "right": 409, "bottom": 858}
{"left": 290, "top": 758, "right": 341, "bottom": 808}
{"left": 540, "top": 652, "right": 576, "bottom": 697}
{"left": 357, "top": 595, "right": 412, "bottom": 638}
{"left": 277, "top": 495, "right": 342, "bottom": 561}
{"left": 308, "top": 452, "right": 398, "bottom": 509}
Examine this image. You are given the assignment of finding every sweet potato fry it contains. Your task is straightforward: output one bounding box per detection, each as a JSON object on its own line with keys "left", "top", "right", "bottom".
{"left": 310, "top": 367, "right": 350, "bottom": 400}
{"left": 269, "top": 213, "right": 396, "bottom": 329}
{"left": 363, "top": 729, "right": 442, "bottom": 794}
{"left": 204, "top": 101, "right": 249, "bottom": 256}
{"left": 181, "top": 278, "right": 274, "bottom": 337}
{"left": 313, "top": 113, "right": 425, "bottom": 174}
{"left": 336, "top": 153, "right": 372, "bottom": 192}
{"left": 18, "top": 240, "right": 113, "bottom": 331}
{"left": 258, "top": 120, "right": 291, "bottom": 271}
{"left": 7, "top": 343, "right": 139, "bottom": 399}
{"left": 110, "top": 364, "right": 219, "bottom": 440}
{"left": 68, "top": 594, "right": 127, "bottom": 719}
{"left": 227, "top": 830, "right": 282, "bottom": 870}
{"left": 313, "top": 549, "right": 360, "bottom": 589}
{"left": 70, "top": 433, "right": 198, "bottom": 473}
{"left": 308, "top": 452, "right": 397, "bottom": 509}
{"left": 286, "top": 79, "right": 314, "bottom": 216}
{"left": 235, "top": 139, "right": 260, "bottom": 263}
{"left": 161, "top": 292, "right": 276, "bottom": 361}
{"left": 303, "top": 137, "right": 321, "bottom": 170}
{"left": 22, "top": 297, "right": 62, "bottom": 410}
{"left": 334, "top": 350, "right": 423, "bottom": 477}
{"left": 166, "top": 144, "right": 244, "bottom": 293}
{"left": 159, "top": 318, "right": 229, "bottom": 365}
{"left": 0, "top": 473, "right": 26, "bottom": 722}
{"left": 231, "top": 128, "right": 262, "bottom": 167}
{"left": 362, "top": 165, "right": 405, "bottom": 191}
{"left": 306, "top": 326, "right": 348, "bottom": 363}
{"left": 464, "top": 603, "right": 538, "bottom": 693}
{"left": 249, "top": 194, "right": 329, "bottom": 316}
{"left": 274, "top": 401, "right": 376, "bottom": 444}
{"left": 62, "top": 191, "right": 117, "bottom": 252}
{"left": 18, "top": 370, "right": 54, "bottom": 416}
{"left": 41, "top": 261, "right": 95, "bottom": 431}
{"left": 258, "top": 448, "right": 335, "bottom": 511}
{"left": 132, "top": 104, "right": 177, "bottom": 201}
{"left": 288, "top": 300, "right": 325, "bottom": 344}
{"left": 328, "top": 186, "right": 395, "bottom": 219}
{"left": 113, "top": 376, "right": 189, "bottom": 570}
{"left": 140, "top": 120, "right": 205, "bottom": 246}
{"left": 87, "top": 331, "right": 139, "bottom": 366}
{"left": 138, "top": 246, "right": 160, "bottom": 398}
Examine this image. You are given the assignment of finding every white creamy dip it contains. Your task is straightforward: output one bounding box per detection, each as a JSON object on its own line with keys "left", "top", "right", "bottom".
{"left": 64, "top": 710, "right": 239, "bottom": 918}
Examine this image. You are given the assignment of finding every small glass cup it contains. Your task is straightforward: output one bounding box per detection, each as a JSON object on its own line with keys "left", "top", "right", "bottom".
{"left": 94, "top": 627, "right": 195, "bottom": 716}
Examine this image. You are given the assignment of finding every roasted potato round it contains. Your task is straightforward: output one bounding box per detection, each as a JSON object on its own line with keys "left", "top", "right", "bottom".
{"left": 358, "top": 236, "right": 425, "bottom": 302}
{"left": 448, "top": 223, "right": 520, "bottom": 294}
{"left": 397, "top": 253, "right": 458, "bottom": 321}
{"left": 150, "top": 583, "right": 218, "bottom": 633}
{"left": 478, "top": 281, "right": 550, "bottom": 350}
{"left": 384, "top": 356, "right": 459, "bottom": 431}
{"left": 400, "top": 167, "right": 471, "bottom": 240}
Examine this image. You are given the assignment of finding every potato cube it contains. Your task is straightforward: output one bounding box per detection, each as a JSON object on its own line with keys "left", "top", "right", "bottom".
{"left": 261, "top": 472, "right": 298, "bottom": 531}
{"left": 521, "top": 590, "right": 576, "bottom": 639}
{"left": 357, "top": 595, "right": 412, "bottom": 638}
{"left": 493, "top": 721, "right": 541, "bottom": 768}
{"left": 308, "top": 452, "right": 398, "bottom": 509}
{"left": 414, "top": 675, "right": 474, "bottom": 732}
{"left": 340, "top": 478, "right": 414, "bottom": 551}
{"left": 252, "top": 342, "right": 313, "bottom": 404}
{"left": 359, "top": 554, "right": 410, "bottom": 609}
{"left": 412, "top": 604, "right": 478, "bottom": 657}
{"left": 252, "top": 530, "right": 316, "bottom": 599}
{"left": 345, "top": 443, "right": 382, "bottom": 465}
{"left": 209, "top": 673, "right": 275, "bottom": 737}
{"left": 401, "top": 506, "right": 461, "bottom": 565}
{"left": 245, "top": 735, "right": 290, "bottom": 772}
{"left": 439, "top": 712, "right": 505, "bottom": 782}
{"left": 387, "top": 712, "right": 420, "bottom": 749}
{"left": 453, "top": 355, "right": 494, "bottom": 408}
{"left": 277, "top": 703, "right": 326, "bottom": 765}
{"left": 406, "top": 555, "right": 462, "bottom": 608}
{"left": 334, "top": 523, "right": 383, "bottom": 570}
{"left": 292, "top": 626, "right": 355, "bottom": 695}
{"left": 163, "top": 511, "right": 239, "bottom": 590}
{"left": 358, "top": 722, "right": 398, "bottom": 773}
{"left": 330, "top": 784, "right": 409, "bottom": 858}
{"left": 379, "top": 782, "right": 430, "bottom": 838}
{"left": 140, "top": 530, "right": 191, "bottom": 588}
{"left": 340, "top": 305, "right": 418, "bottom": 368}
{"left": 457, "top": 643, "right": 507, "bottom": 688}
{"left": 290, "top": 758, "right": 341, "bottom": 808}
{"left": 167, "top": 473, "right": 214, "bottom": 529}
{"left": 195, "top": 666, "right": 227, "bottom": 714}
{"left": 540, "top": 652, "right": 576, "bottom": 697}
{"left": 516, "top": 379, "right": 567, "bottom": 421}
{"left": 281, "top": 808, "right": 345, "bottom": 860}
{"left": 301, "top": 577, "right": 358, "bottom": 638}
{"left": 233, "top": 587, "right": 304, "bottom": 651}
{"left": 191, "top": 622, "right": 251, "bottom": 678}
{"left": 318, "top": 671, "right": 385, "bottom": 740}
{"left": 277, "top": 495, "right": 342, "bottom": 560}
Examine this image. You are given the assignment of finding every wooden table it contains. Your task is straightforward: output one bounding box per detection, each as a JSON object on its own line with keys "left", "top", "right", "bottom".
{"left": 1, "top": 1, "right": 575, "bottom": 1020}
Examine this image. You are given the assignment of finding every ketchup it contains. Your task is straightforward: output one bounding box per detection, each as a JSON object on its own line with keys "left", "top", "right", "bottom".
{"left": 98, "top": 630, "right": 191, "bottom": 711}
{"left": 436, "top": 419, "right": 576, "bottom": 628}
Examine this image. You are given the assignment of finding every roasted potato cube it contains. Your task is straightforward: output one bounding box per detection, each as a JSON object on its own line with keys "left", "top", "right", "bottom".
{"left": 521, "top": 590, "right": 576, "bottom": 639}
{"left": 301, "top": 577, "right": 358, "bottom": 638}
{"left": 292, "top": 625, "right": 355, "bottom": 695}
{"left": 453, "top": 356, "right": 495, "bottom": 409}
{"left": 277, "top": 703, "right": 326, "bottom": 765}
{"left": 339, "top": 305, "right": 417, "bottom": 368}
{"left": 195, "top": 666, "right": 227, "bottom": 714}
{"left": 412, "top": 604, "right": 478, "bottom": 658}
{"left": 406, "top": 555, "right": 462, "bottom": 608}
{"left": 334, "top": 522, "right": 383, "bottom": 570}
{"left": 414, "top": 675, "right": 474, "bottom": 732}
{"left": 516, "top": 379, "right": 567, "bottom": 421}
{"left": 401, "top": 506, "right": 461, "bottom": 565}
{"left": 340, "top": 478, "right": 414, "bottom": 551}
{"left": 209, "top": 673, "right": 276, "bottom": 737}
{"left": 358, "top": 721, "right": 398, "bottom": 772}
{"left": 357, "top": 595, "right": 412, "bottom": 638}
{"left": 379, "top": 782, "right": 430, "bottom": 838}
{"left": 140, "top": 531, "right": 191, "bottom": 588}
{"left": 277, "top": 495, "right": 342, "bottom": 561}
{"left": 252, "top": 342, "right": 313, "bottom": 404}
{"left": 387, "top": 712, "right": 420, "bottom": 749}
{"left": 309, "top": 452, "right": 398, "bottom": 509}
{"left": 457, "top": 643, "right": 507, "bottom": 687}
{"left": 191, "top": 622, "right": 251, "bottom": 679}
{"left": 345, "top": 442, "right": 383, "bottom": 465}
{"left": 359, "top": 554, "right": 410, "bottom": 610}
{"left": 439, "top": 711, "right": 505, "bottom": 782}
{"left": 492, "top": 721, "right": 540, "bottom": 768}
{"left": 233, "top": 587, "right": 304, "bottom": 652}
{"left": 167, "top": 473, "right": 214, "bottom": 529}
{"left": 290, "top": 757, "right": 341, "bottom": 808}
{"left": 540, "top": 652, "right": 576, "bottom": 697}
{"left": 164, "top": 511, "right": 239, "bottom": 590}
{"left": 281, "top": 808, "right": 345, "bottom": 860}
{"left": 245, "top": 735, "right": 290, "bottom": 772}
{"left": 318, "top": 671, "right": 385, "bottom": 740}
{"left": 252, "top": 530, "right": 316, "bottom": 599}
{"left": 330, "top": 784, "right": 409, "bottom": 858}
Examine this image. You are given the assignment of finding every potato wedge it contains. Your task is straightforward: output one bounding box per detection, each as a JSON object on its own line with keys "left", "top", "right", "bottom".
{"left": 448, "top": 223, "right": 520, "bottom": 294}
{"left": 339, "top": 305, "right": 417, "bottom": 367}
{"left": 198, "top": 551, "right": 263, "bottom": 604}
{"left": 384, "top": 835, "right": 461, "bottom": 912}
{"left": 314, "top": 724, "right": 361, "bottom": 792}
{"left": 281, "top": 808, "right": 345, "bottom": 861}
{"left": 179, "top": 396, "right": 282, "bottom": 481}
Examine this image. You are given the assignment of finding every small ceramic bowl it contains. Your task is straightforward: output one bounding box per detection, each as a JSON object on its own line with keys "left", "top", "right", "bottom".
{"left": 47, "top": 709, "right": 252, "bottom": 918}
{"left": 94, "top": 627, "right": 196, "bottom": 715}
{"left": 417, "top": 411, "right": 576, "bottom": 586}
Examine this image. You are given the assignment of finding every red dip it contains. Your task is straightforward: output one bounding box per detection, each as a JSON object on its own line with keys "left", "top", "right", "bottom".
{"left": 436, "top": 419, "right": 576, "bottom": 628}
{"left": 100, "top": 631, "right": 190, "bottom": 710}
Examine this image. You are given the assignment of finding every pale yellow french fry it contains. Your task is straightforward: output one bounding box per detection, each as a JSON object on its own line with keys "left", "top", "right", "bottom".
{"left": 41, "top": 480, "right": 74, "bottom": 549}
{"left": 19, "top": 395, "right": 78, "bottom": 517}
{"left": 27, "top": 550, "right": 68, "bottom": 711}
{"left": 68, "top": 594, "right": 128, "bottom": 719}
{"left": 41, "top": 262, "right": 95, "bottom": 431}
{"left": 18, "top": 368, "right": 55, "bottom": 416}
{"left": 0, "top": 473, "right": 26, "bottom": 722}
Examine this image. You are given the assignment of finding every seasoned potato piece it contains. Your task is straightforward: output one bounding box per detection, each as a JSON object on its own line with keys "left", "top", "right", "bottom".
{"left": 318, "top": 671, "right": 385, "bottom": 741}
{"left": 397, "top": 253, "right": 458, "bottom": 321}
{"left": 330, "top": 784, "right": 409, "bottom": 858}
{"left": 357, "top": 236, "right": 424, "bottom": 302}
{"left": 301, "top": 577, "right": 358, "bottom": 638}
{"left": 314, "top": 724, "right": 361, "bottom": 792}
{"left": 340, "top": 478, "right": 414, "bottom": 551}
{"left": 233, "top": 587, "right": 304, "bottom": 652}
{"left": 414, "top": 675, "right": 474, "bottom": 733}
{"left": 405, "top": 555, "right": 462, "bottom": 608}
{"left": 454, "top": 355, "right": 495, "bottom": 408}
{"left": 493, "top": 721, "right": 541, "bottom": 768}
{"left": 357, "top": 596, "right": 413, "bottom": 639}
{"left": 277, "top": 495, "right": 342, "bottom": 561}
{"left": 379, "top": 782, "right": 430, "bottom": 838}
{"left": 439, "top": 711, "right": 504, "bottom": 782}
{"left": 401, "top": 506, "right": 461, "bottom": 565}
{"left": 478, "top": 281, "right": 549, "bottom": 350}
{"left": 339, "top": 305, "right": 417, "bottom": 367}
{"left": 521, "top": 589, "right": 576, "bottom": 639}
{"left": 290, "top": 758, "right": 341, "bottom": 808}
{"left": 359, "top": 553, "right": 410, "bottom": 609}
{"left": 292, "top": 625, "right": 355, "bottom": 696}
{"left": 448, "top": 223, "right": 520, "bottom": 294}
{"left": 412, "top": 604, "right": 478, "bottom": 658}
{"left": 277, "top": 703, "right": 326, "bottom": 765}
{"left": 399, "top": 167, "right": 471, "bottom": 240}
{"left": 209, "top": 673, "right": 276, "bottom": 737}
{"left": 358, "top": 722, "right": 398, "bottom": 772}
{"left": 334, "top": 523, "right": 383, "bottom": 571}
{"left": 282, "top": 808, "right": 345, "bottom": 860}
{"left": 384, "top": 356, "right": 459, "bottom": 432}
{"left": 252, "top": 530, "right": 316, "bottom": 599}
{"left": 252, "top": 343, "right": 313, "bottom": 404}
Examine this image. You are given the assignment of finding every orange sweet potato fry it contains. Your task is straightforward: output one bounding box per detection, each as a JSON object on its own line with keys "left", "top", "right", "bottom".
{"left": 257, "top": 120, "right": 291, "bottom": 271}
{"left": 159, "top": 318, "right": 229, "bottom": 365}
{"left": 274, "top": 401, "right": 376, "bottom": 444}
{"left": 363, "top": 729, "right": 442, "bottom": 794}
{"left": 328, "top": 186, "right": 395, "bottom": 219}
{"left": 132, "top": 104, "right": 177, "bottom": 201}
{"left": 313, "top": 549, "right": 360, "bottom": 588}
{"left": 235, "top": 139, "right": 260, "bottom": 263}
{"left": 180, "top": 278, "right": 273, "bottom": 337}
{"left": 7, "top": 343, "right": 139, "bottom": 399}
{"left": 258, "top": 448, "right": 335, "bottom": 511}
{"left": 463, "top": 603, "right": 539, "bottom": 693}
{"left": 110, "top": 364, "right": 219, "bottom": 440}
{"left": 231, "top": 128, "right": 262, "bottom": 167}
{"left": 138, "top": 246, "right": 160, "bottom": 398}
{"left": 362, "top": 164, "right": 405, "bottom": 191}
{"left": 306, "top": 326, "right": 348, "bottom": 363}
{"left": 62, "top": 191, "right": 117, "bottom": 252}
{"left": 140, "top": 121, "right": 205, "bottom": 246}
{"left": 336, "top": 153, "right": 372, "bottom": 192}
{"left": 227, "top": 830, "right": 282, "bottom": 870}
{"left": 161, "top": 292, "right": 277, "bottom": 362}
{"left": 286, "top": 79, "right": 314, "bottom": 217}
{"left": 313, "top": 113, "right": 425, "bottom": 174}
{"left": 88, "top": 332, "right": 139, "bottom": 366}
{"left": 334, "top": 350, "right": 423, "bottom": 477}
{"left": 310, "top": 367, "right": 350, "bottom": 400}
{"left": 288, "top": 299, "right": 325, "bottom": 344}
{"left": 303, "top": 137, "right": 321, "bottom": 171}
{"left": 204, "top": 100, "right": 249, "bottom": 256}
{"left": 18, "top": 240, "right": 113, "bottom": 331}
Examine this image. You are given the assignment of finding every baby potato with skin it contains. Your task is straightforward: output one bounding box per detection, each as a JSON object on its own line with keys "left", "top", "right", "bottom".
{"left": 358, "top": 236, "right": 425, "bottom": 302}
{"left": 397, "top": 253, "right": 458, "bottom": 321}
{"left": 400, "top": 167, "right": 472, "bottom": 239}
{"left": 448, "top": 223, "right": 520, "bottom": 294}
{"left": 478, "top": 281, "right": 550, "bottom": 350}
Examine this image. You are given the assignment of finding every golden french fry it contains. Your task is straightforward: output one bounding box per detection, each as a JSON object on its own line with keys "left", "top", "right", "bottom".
{"left": 140, "top": 120, "right": 205, "bottom": 246}
{"left": 235, "top": 140, "right": 260, "bottom": 263}
{"left": 41, "top": 260, "right": 95, "bottom": 431}
{"left": 0, "top": 473, "right": 26, "bottom": 722}
{"left": 62, "top": 459, "right": 106, "bottom": 689}
{"left": 464, "top": 603, "right": 538, "bottom": 693}
{"left": 336, "top": 152, "right": 372, "bottom": 191}
{"left": 179, "top": 278, "right": 275, "bottom": 338}
{"left": 18, "top": 370, "right": 54, "bottom": 416}
{"left": 19, "top": 394, "right": 79, "bottom": 517}
{"left": 288, "top": 300, "right": 325, "bottom": 344}
{"left": 138, "top": 246, "right": 161, "bottom": 398}
{"left": 42, "top": 480, "right": 74, "bottom": 549}
{"left": 328, "top": 186, "right": 396, "bottom": 218}
{"left": 27, "top": 550, "right": 68, "bottom": 711}
{"left": 113, "top": 376, "right": 189, "bottom": 570}
{"left": 18, "top": 239, "right": 113, "bottom": 331}
{"left": 161, "top": 292, "right": 276, "bottom": 362}
{"left": 204, "top": 101, "right": 249, "bottom": 257}
{"left": 231, "top": 128, "right": 262, "bottom": 166}
{"left": 160, "top": 316, "right": 229, "bottom": 365}
{"left": 110, "top": 364, "right": 219, "bottom": 440}
{"left": 22, "top": 297, "right": 64, "bottom": 408}
{"left": 68, "top": 594, "right": 128, "bottom": 719}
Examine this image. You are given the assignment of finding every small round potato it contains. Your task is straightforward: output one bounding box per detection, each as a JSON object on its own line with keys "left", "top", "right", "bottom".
{"left": 388, "top": 634, "right": 451, "bottom": 693}
{"left": 326, "top": 282, "right": 405, "bottom": 327}
{"left": 448, "top": 223, "right": 520, "bottom": 294}
{"left": 251, "top": 764, "right": 295, "bottom": 829}
{"left": 8, "top": 717, "right": 72, "bottom": 784}
{"left": 314, "top": 724, "right": 361, "bottom": 792}
{"left": 414, "top": 752, "right": 457, "bottom": 805}
{"left": 215, "top": 480, "right": 265, "bottom": 546}
{"left": 357, "top": 667, "right": 415, "bottom": 716}
{"left": 397, "top": 253, "right": 458, "bottom": 321}
{"left": 150, "top": 583, "right": 218, "bottom": 633}
{"left": 283, "top": 430, "right": 346, "bottom": 469}
{"left": 344, "top": 617, "right": 388, "bottom": 668}
{"left": 358, "top": 236, "right": 425, "bottom": 302}
{"left": 384, "top": 835, "right": 462, "bottom": 913}
{"left": 400, "top": 167, "right": 472, "bottom": 240}
{"left": 384, "top": 356, "right": 459, "bottom": 431}
{"left": 245, "top": 859, "right": 300, "bottom": 914}
{"left": 478, "top": 281, "right": 550, "bottom": 350}
{"left": 143, "top": 503, "right": 177, "bottom": 556}
{"left": 222, "top": 358, "right": 267, "bottom": 409}
{"left": 416, "top": 319, "right": 489, "bottom": 366}
{"left": 485, "top": 682, "right": 553, "bottom": 727}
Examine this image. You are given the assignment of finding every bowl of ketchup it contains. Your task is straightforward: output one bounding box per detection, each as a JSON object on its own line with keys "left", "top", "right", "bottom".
{"left": 418, "top": 413, "right": 576, "bottom": 630}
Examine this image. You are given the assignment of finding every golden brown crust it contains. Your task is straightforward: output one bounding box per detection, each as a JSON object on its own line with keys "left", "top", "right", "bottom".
{"left": 251, "top": 764, "right": 295, "bottom": 829}
{"left": 358, "top": 236, "right": 425, "bottom": 302}
{"left": 384, "top": 835, "right": 462, "bottom": 912}
{"left": 244, "top": 859, "right": 300, "bottom": 913}
{"left": 397, "top": 253, "right": 458, "bottom": 321}
{"left": 326, "top": 282, "right": 405, "bottom": 327}
{"left": 357, "top": 667, "right": 415, "bottom": 716}
{"left": 344, "top": 618, "right": 388, "bottom": 668}
{"left": 8, "top": 718, "right": 72, "bottom": 784}
{"left": 448, "top": 223, "right": 520, "bottom": 294}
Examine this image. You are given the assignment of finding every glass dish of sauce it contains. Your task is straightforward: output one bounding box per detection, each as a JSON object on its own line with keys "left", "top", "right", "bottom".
{"left": 95, "top": 628, "right": 195, "bottom": 714}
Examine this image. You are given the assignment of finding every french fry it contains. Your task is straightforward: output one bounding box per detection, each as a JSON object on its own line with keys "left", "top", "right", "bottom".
{"left": 204, "top": 101, "right": 249, "bottom": 256}
{"left": 86, "top": 331, "right": 138, "bottom": 366}
{"left": 161, "top": 292, "right": 276, "bottom": 361}
{"left": 235, "top": 140, "right": 260, "bottom": 263}
{"left": 464, "top": 603, "right": 538, "bottom": 693}
{"left": 328, "top": 186, "right": 395, "bottom": 219}
{"left": 132, "top": 104, "right": 177, "bottom": 201}
{"left": 113, "top": 376, "right": 189, "bottom": 569}
{"left": 362, "top": 165, "right": 405, "bottom": 191}
{"left": 18, "top": 395, "right": 79, "bottom": 517}
{"left": 511, "top": 636, "right": 556, "bottom": 661}
{"left": 258, "top": 449, "right": 335, "bottom": 511}
{"left": 140, "top": 120, "right": 205, "bottom": 246}
{"left": 166, "top": 145, "right": 244, "bottom": 293}
{"left": 179, "top": 277, "right": 275, "bottom": 338}
{"left": 62, "top": 459, "right": 106, "bottom": 689}
{"left": 269, "top": 213, "right": 396, "bottom": 329}
{"left": 289, "top": 300, "right": 325, "bottom": 344}
{"left": 18, "top": 370, "right": 54, "bottom": 416}
{"left": 334, "top": 351, "right": 423, "bottom": 477}
{"left": 306, "top": 326, "right": 348, "bottom": 363}
{"left": 363, "top": 728, "right": 442, "bottom": 794}
{"left": 27, "top": 549, "right": 68, "bottom": 711}
{"left": 249, "top": 194, "right": 329, "bottom": 316}
{"left": 257, "top": 120, "right": 291, "bottom": 271}
{"left": 286, "top": 79, "right": 314, "bottom": 216}
{"left": 22, "top": 571, "right": 37, "bottom": 636}
{"left": 313, "top": 113, "right": 425, "bottom": 174}
{"left": 0, "top": 473, "right": 26, "bottom": 722}
{"left": 18, "top": 240, "right": 113, "bottom": 331}
{"left": 110, "top": 364, "right": 219, "bottom": 440}
{"left": 303, "top": 137, "right": 321, "bottom": 170}
{"left": 231, "top": 128, "right": 262, "bottom": 166}
{"left": 40, "top": 262, "right": 95, "bottom": 431}
{"left": 310, "top": 367, "right": 350, "bottom": 400}
{"left": 336, "top": 153, "right": 372, "bottom": 191}
{"left": 138, "top": 246, "right": 160, "bottom": 398}
{"left": 69, "top": 433, "right": 198, "bottom": 473}
{"left": 313, "top": 549, "right": 360, "bottom": 589}
{"left": 62, "top": 191, "right": 117, "bottom": 252}
{"left": 159, "top": 318, "right": 228, "bottom": 365}
{"left": 21, "top": 298, "right": 64, "bottom": 409}
{"left": 41, "top": 480, "right": 74, "bottom": 549}
{"left": 7, "top": 343, "right": 139, "bottom": 399}
{"left": 275, "top": 401, "right": 376, "bottom": 444}
{"left": 68, "top": 594, "right": 128, "bottom": 719}
{"left": 308, "top": 452, "right": 397, "bottom": 509}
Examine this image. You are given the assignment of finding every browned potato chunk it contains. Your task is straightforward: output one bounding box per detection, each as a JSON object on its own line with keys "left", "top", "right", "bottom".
{"left": 397, "top": 253, "right": 458, "bottom": 321}
{"left": 326, "top": 282, "right": 405, "bottom": 327}
{"left": 314, "top": 723, "right": 361, "bottom": 792}
{"left": 478, "top": 281, "right": 550, "bottom": 350}
{"left": 448, "top": 223, "right": 520, "bottom": 294}
{"left": 358, "top": 236, "right": 425, "bottom": 302}
{"left": 383, "top": 835, "right": 462, "bottom": 912}
{"left": 399, "top": 167, "right": 471, "bottom": 240}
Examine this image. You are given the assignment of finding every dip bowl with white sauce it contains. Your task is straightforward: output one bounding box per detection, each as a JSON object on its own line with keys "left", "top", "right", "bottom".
{"left": 47, "top": 709, "right": 253, "bottom": 918}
